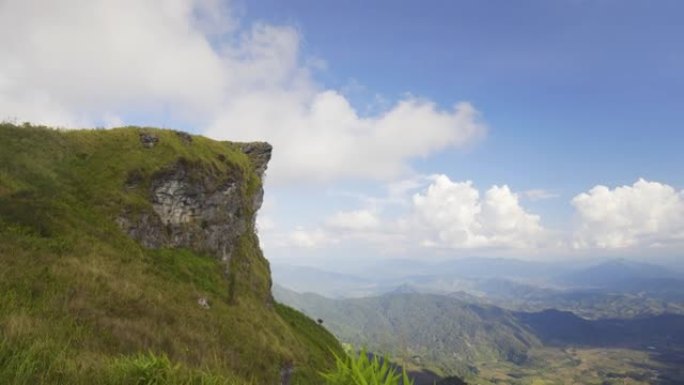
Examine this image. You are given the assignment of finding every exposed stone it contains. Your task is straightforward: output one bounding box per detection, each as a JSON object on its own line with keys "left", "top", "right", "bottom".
{"left": 237, "top": 142, "right": 272, "bottom": 178}
{"left": 139, "top": 133, "right": 159, "bottom": 148}
{"left": 175, "top": 130, "right": 193, "bottom": 144}
{"left": 197, "top": 297, "right": 210, "bottom": 309}
{"left": 117, "top": 142, "right": 272, "bottom": 302}
{"left": 119, "top": 158, "right": 254, "bottom": 265}
{"left": 280, "top": 361, "right": 294, "bottom": 385}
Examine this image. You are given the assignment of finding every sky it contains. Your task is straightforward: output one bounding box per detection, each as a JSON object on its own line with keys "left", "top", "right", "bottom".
{"left": 1, "top": 0, "right": 683, "bottom": 265}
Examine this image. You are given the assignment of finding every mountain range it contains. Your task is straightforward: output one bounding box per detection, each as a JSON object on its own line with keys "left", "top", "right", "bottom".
{"left": 275, "top": 285, "right": 684, "bottom": 384}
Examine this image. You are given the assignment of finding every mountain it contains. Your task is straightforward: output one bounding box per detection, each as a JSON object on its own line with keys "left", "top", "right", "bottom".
{"left": 275, "top": 285, "right": 684, "bottom": 385}
{"left": 274, "top": 285, "right": 542, "bottom": 377}
{"left": 273, "top": 258, "right": 684, "bottom": 320}
{"left": 473, "top": 277, "right": 684, "bottom": 319}
{"left": 431, "top": 257, "right": 560, "bottom": 281}
{"left": 516, "top": 309, "right": 684, "bottom": 348}
{"left": 556, "top": 258, "right": 677, "bottom": 288}
{"left": 271, "top": 263, "right": 381, "bottom": 298}
{"left": 270, "top": 258, "right": 560, "bottom": 299}
{"left": 0, "top": 123, "right": 342, "bottom": 385}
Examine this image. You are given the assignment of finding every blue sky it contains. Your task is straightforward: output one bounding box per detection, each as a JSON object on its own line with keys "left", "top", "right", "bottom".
{"left": 1, "top": 0, "right": 683, "bottom": 264}
{"left": 241, "top": 0, "right": 684, "bottom": 189}
{"left": 240, "top": 0, "right": 684, "bottom": 262}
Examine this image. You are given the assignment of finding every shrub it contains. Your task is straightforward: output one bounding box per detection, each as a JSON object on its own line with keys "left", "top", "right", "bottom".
{"left": 322, "top": 349, "right": 413, "bottom": 385}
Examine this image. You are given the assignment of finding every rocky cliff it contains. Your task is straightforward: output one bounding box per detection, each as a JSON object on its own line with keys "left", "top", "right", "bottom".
{"left": 0, "top": 123, "right": 341, "bottom": 385}
{"left": 117, "top": 138, "right": 271, "bottom": 268}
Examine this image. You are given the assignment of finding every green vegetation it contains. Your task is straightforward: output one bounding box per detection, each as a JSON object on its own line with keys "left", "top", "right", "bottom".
{"left": 275, "top": 286, "right": 684, "bottom": 385}
{"left": 0, "top": 123, "right": 343, "bottom": 384}
{"left": 275, "top": 287, "right": 540, "bottom": 377}
{"left": 0, "top": 339, "right": 245, "bottom": 385}
{"left": 473, "top": 347, "right": 665, "bottom": 385}
{"left": 322, "top": 349, "right": 413, "bottom": 385}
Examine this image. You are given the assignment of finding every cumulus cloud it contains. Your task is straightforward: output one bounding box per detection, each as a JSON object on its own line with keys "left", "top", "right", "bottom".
{"left": 268, "top": 175, "right": 547, "bottom": 252}
{"left": 412, "top": 175, "right": 546, "bottom": 248}
{"left": 206, "top": 92, "right": 486, "bottom": 182}
{"left": 0, "top": 0, "right": 228, "bottom": 126}
{"left": 264, "top": 177, "right": 684, "bottom": 256}
{"left": 572, "top": 179, "right": 684, "bottom": 249}
{"left": 0, "top": 0, "right": 486, "bottom": 182}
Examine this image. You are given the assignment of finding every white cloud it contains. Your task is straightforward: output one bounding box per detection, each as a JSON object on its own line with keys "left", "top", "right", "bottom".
{"left": 0, "top": 0, "right": 486, "bottom": 182}
{"left": 572, "top": 179, "right": 684, "bottom": 249}
{"left": 412, "top": 175, "right": 546, "bottom": 249}
{"left": 205, "top": 92, "right": 486, "bottom": 182}
{"left": 326, "top": 209, "right": 380, "bottom": 231}
{"left": 266, "top": 175, "right": 548, "bottom": 254}
{"left": 0, "top": 0, "right": 228, "bottom": 126}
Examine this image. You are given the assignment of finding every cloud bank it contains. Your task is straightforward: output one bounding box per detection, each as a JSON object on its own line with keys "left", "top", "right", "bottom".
{"left": 263, "top": 177, "right": 684, "bottom": 258}
{"left": 268, "top": 175, "right": 549, "bottom": 254}
{"left": 0, "top": 0, "right": 486, "bottom": 182}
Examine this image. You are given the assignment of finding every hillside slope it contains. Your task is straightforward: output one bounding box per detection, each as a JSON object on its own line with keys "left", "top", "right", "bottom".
{"left": 274, "top": 285, "right": 541, "bottom": 377}
{"left": 0, "top": 123, "right": 342, "bottom": 385}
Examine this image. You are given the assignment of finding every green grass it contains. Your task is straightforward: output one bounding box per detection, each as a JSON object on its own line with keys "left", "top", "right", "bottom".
{"left": 0, "top": 123, "right": 342, "bottom": 384}
{"left": 321, "top": 349, "right": 413, "bottom": 385}
{"left": 0, "top": 338, "right": 244, "bottom": 385}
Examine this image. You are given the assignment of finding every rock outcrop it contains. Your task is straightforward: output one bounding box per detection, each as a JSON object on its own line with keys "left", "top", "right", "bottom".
{"left": 237, "top": 142, "right": 272, "bottom": 178}
{"left": 117, "top": 138, "right": 272, "bottom": 269}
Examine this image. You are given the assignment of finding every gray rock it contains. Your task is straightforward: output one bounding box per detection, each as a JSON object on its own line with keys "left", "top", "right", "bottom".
{"left": 238, "top": 142, "right": 272, "bottom": 178}
{"left": 175, "top": 131, "right": 193, "bottom": 144}
{"left": 139, "top": 133, "right": 159, "bottom": 148}
{"left": 197, "top": 297, "right": 210, "bottom": 309}
{"left": 280, "top": 361, "right": 294, "bottom": 385}
{"left": 118, "top": 150, "right": 269, "bottom": 267}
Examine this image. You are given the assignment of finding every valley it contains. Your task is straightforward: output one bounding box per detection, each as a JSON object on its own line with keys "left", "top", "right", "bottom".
{"left": 273, "top": 258, "right": 684, "bottom": 384}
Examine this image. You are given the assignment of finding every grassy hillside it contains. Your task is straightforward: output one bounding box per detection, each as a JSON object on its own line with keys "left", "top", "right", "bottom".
{"left": 0, "top": 123, "right": 343, "bottom": 384}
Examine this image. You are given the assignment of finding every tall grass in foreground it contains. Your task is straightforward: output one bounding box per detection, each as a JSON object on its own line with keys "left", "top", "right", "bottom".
{"left": 110, "top": 352, "right": 242, "bottom": 385}
{"left": 0, "top": 338, "right": 244, "bottom": 385}
{"left": 322, "top": 349, "right": 414, "bottom": 385}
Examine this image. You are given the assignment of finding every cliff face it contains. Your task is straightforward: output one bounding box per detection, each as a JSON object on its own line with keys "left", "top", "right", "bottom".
{"left": 110, "top": 132, "right": 276, "bottom": 303}
{"left": 117, "top": 141, "right": 272, "bottom": 268}
{"left": 0, "top": 124, "right": 341, "bottom": 385}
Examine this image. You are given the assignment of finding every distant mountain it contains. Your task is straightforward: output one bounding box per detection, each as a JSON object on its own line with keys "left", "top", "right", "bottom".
{"left": 517, "top": 309, "right": 684, "bottom": 348}
{"left": 556, "top": 258, "right": 678, "bottom": 288}
{"left": 432, "top": 257, "right": 561, "bottom": 281}
{"left": 275, "top": 285, "right": 684, "bottom": 384}
{"left": 274, "top": 285, "right": 542, "bottom": 377}
{"left": 474, "top": 277, "right": 684, "bottom": 319}
{"left": 270, "top": 263, "right": 382, "bottom": 298}
{"left": 608, "top": 277, "right": 684, "bottom": 301}
{"left": 273, "top": 258, "right": 684, "bottom": 301}
{"left": 271, "top": 257, "right": 561, "bottom": 299}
